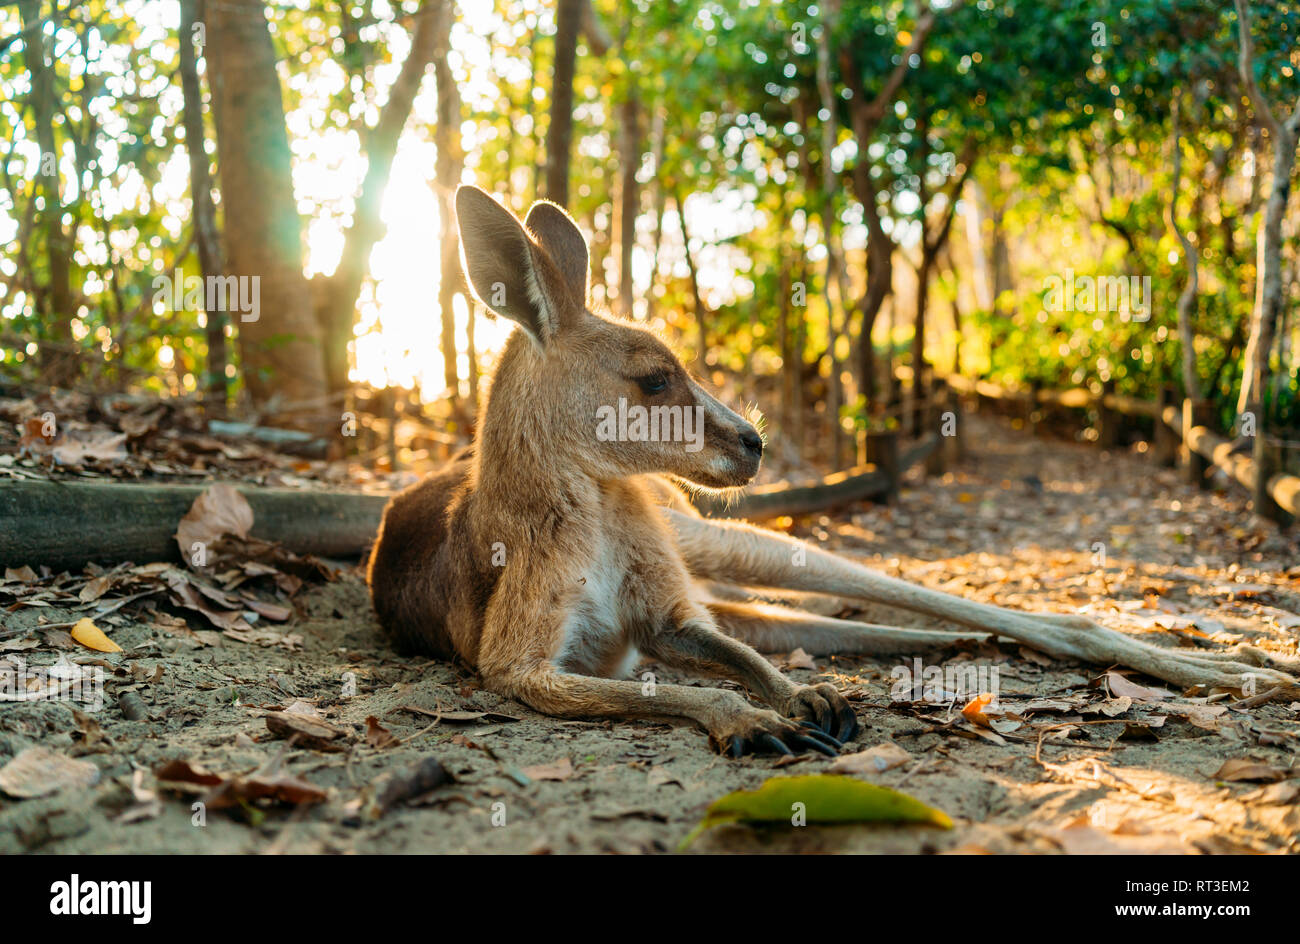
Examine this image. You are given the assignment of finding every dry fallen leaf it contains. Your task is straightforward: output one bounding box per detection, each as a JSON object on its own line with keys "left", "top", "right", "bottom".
{"left": 78, "top": 575, "right": 114, "bottom": 603}
{"left": 1106, "top": 670, "right": 1174, "bottom": 701}
{"left": 1241, "top": 781, "right": 1300, "bottom": 805}
{"left": 521, "top": 757, "right": 575, "bottom": 782}
{"left": 175, "top": 483, "right": 254, "bottom": 562}
{"left": 783, "top": 647, "right": 817, "bottom": 670}
{"left": 0, "top": 746, "right": 100, "bottom": 798}
{"left": 365, "top": 715, "right": 397, "bottom": 749}
{"left": 647, "top": 766, "right": 683, "bottom": 788}
{"left": 1210, "top": 759, "right": 1291, "bottom": 783}
{"left": 266, "top": 711, "right": 350, "bottom": 752}
{"left": 71, "top": 617, "right": 122, "bottom": 653}
{"left": 831, "top": 742, "right": 912, "bottom": 776}
{"left": 52, "top": 430, "right": 127, "bottom": 466}
{"left": 154, "top": 752, "right": 327, "bottom": 810}
{"left": 961, "top": 693, "right": 997, "bottom": 727}
{"left": 1052, "top": 817, "right": 1189, "bottom": 855}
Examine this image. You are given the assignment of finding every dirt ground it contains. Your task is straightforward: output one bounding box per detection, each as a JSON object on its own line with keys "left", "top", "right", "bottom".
{"left": 3, "top": 412, "right": 1299, "bottom": 854}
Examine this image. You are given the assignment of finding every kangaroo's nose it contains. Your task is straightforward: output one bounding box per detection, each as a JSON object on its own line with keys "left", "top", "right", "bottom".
{"left": 739, "top": 429, "right": 764, "bottom": 458}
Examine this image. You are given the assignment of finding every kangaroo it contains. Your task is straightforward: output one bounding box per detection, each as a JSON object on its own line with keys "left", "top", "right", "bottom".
{"left": 368, "top": 185, "right": 859, "bottom": 756}
{"left": 369, "top": 186, "right": 1300, "bottom": 757}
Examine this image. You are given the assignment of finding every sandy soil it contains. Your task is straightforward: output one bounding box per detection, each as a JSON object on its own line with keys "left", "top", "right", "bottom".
{"left": 2, "top": 413, "right": 1298, "bottom": 854}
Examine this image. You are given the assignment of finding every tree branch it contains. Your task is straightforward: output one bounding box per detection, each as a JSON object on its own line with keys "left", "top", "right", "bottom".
{"left": 1233, "top": 0, "right": 1280, "bottom": 138}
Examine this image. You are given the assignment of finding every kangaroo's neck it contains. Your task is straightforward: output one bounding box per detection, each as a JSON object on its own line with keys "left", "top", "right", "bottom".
{"left": 468, "top": 333, "right": 601, "bottom": 531}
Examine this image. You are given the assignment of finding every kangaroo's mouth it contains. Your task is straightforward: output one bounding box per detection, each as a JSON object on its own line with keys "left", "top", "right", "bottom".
{"left": 685, "top": 450, "right": 761, "bottom": 490}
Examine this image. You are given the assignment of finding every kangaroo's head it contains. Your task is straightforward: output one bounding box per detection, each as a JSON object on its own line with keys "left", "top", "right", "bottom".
{"left": 456, "top": 184, "right": 762, "bottom": 489}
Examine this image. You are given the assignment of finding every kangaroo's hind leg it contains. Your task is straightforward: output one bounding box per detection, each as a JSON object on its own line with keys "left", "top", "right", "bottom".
{"left": 704, "top": 598, "right": 985, "bottom": 656}
{"left": 670, "top": 510, "right": 1300, "bottom": 698}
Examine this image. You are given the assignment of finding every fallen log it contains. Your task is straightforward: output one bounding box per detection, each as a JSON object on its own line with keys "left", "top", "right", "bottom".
{"left": 0, "top": 480, "right": 390, "bottom": 571}
{"left": 1160, "top": 406, "right": 1300, "bottom": 517}
{"left": 692, "top": 434, "right": 940, "bottom": 519}
{"left": 4, "top": 432, "right": 945, "bottom": 569}
{"left": 206, "top": 420, "right": 331, "bottom": 459}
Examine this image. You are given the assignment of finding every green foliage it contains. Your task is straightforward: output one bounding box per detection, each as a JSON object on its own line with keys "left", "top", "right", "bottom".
{"left": 0, "top": 0, "right": 1296, "bottom": 439}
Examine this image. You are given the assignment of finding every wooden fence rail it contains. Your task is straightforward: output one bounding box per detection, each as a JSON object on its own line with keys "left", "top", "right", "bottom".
{"left": 691, "top": 432, "right": 941, "bottom": 519}
{"left": 943, "top": 372, "right": 1298, "bottom": 523}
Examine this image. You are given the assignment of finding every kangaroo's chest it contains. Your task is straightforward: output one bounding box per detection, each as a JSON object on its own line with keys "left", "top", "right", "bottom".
{"left": 551, "top": 525, "right": 648, "bottom": 678}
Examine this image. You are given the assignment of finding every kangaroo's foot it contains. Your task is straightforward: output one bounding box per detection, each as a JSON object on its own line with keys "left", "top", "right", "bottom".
{"left": 705, "top": 703, "right": 844, "bottom": 758}
{"left": 640, "top": 616, "right": 860, "bottom": 745}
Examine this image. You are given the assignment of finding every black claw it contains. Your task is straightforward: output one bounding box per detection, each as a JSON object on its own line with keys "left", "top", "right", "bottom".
{"left": 759, "top": 733, "right": 793, "bottom": 756}
{"left": 799, "top": 721, "right": 843, "bottom": 748}
{"left": 835, "top": 706, "right": 860, "bottom": 741}
{"left": 728, "top": 735, "right": 746, "bottom": 758}
{"left": 790, "top": 733, "right": 838, "bottom": 757}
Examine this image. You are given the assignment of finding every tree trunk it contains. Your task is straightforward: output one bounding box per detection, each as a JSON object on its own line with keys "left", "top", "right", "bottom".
{"left": 19, "top": 0, "right": 76, "bottom": 387}
{"left": 1234, "top": 0, "right": 1300, "bottom": 420}
{"left": 179, "top": 0, "right": 228, "bottom": 416}
{"left": 815, "top": 5, "right": 848, "bottom": 466}
{"left": 544, "top": 0, "right": 583, "bottom": 207}
{"left": 777, "top": 200, "right": 794, "bottom": 433}
{"left": 644, "top": 106, "right": 667, "bottom": 322}
{"left": 836, "top": 2, "right": 942, "bottom": 418}
{"left": 206, "top": 0, "right": 327, "bottom": 415}
{"left": 432, "top": 0, "right": 463, "bottom": 401}
{"left": 615, "top": 91, "right": 640, "bottom": 317}
{"left": 1232, "top": 0, "right": 1300, "bottom": 518}
{"left": 912, "top": 250, "right": 933, "bottom": 395}
{"left": 675, "top": 192, "right": 708, "bottom": 374}
{"left": 1166, "top": 92, "right": 1203, "bottom": 401}
{"left": 315, "top": 0, "right": 444, "bottom": 398}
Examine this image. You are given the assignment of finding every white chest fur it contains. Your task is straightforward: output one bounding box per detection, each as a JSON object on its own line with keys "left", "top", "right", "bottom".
{"left": 551, "top": 533, "right": 639, "bottom": 678}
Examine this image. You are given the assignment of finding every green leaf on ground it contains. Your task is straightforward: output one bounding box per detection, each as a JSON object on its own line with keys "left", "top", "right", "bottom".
{"left": 679, "top": 773, "right": 953, "bottom": 850}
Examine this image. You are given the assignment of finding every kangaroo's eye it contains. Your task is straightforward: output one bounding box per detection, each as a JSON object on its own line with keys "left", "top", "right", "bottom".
{"left": 636, "top": 373, "right": 669, "bottom": 395}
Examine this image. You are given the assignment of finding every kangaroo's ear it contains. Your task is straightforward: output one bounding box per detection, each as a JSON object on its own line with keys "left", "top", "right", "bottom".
{"left": 524, "top": 200, "right": 589, "bottom": 306}
{"left": 455, "top": 185, "right": 578, "bottom": 345}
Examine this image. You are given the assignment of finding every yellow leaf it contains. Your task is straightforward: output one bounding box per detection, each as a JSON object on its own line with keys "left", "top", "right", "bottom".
{"left": 71, "top": 617, "right": 122, "bottom": 653}
{"left": 957, "top": 492, "right": 975, "bottom": 503}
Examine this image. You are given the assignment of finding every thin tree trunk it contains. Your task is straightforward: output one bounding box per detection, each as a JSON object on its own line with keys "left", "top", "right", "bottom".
{"left": 466, "top": 299, "right": 480, "bottom": 411}
{"left": 1166, "top": 91, "right": 1203, "bottom": 401}
{"left": 1234, "top": 0, "right": 1300, "bottom": 419}
{"left": 20, "top": 0, "right": 76, "bottom": 387}
{"left": 675, "top": 191, "right": 708, "bottom": 374}
{"left": 432, "top": 0, "right": 462, "bottom": 402}
{"left": 316, "top": 0, "right": 443, "bottom": 397}
{"left": 1233, "top": 0, "right": 1300, "bottom": 518}
{"left": 544, "top": 0, "right": 583, "bottom": 207}
{"left": 615, "top": 92, "right": 640, "bottom": 317}
{"left": 816, "top": 6, "right": 848, "bottom": 466}
{"left": 777, "top": 199, "right": 794, "bottom": 434}
{"left": 179, "top": 0, "right": 227, "bottom": 416}
{"left": 644, "top": 106, "right": 667, "bottom": 322}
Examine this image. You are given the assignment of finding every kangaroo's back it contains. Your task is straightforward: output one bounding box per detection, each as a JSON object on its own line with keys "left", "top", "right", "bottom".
{"left": 366, "top": 455, "right": 471, "bottom": 658}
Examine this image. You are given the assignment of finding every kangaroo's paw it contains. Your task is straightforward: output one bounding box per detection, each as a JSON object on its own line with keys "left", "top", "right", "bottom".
{"left": 779, "top": 682, "right": 859, "bottom": 742}
{"left": 1024, "top": 612, "right": 1300, "bottom": 699}
{"left": 708, "top": 706, "right": 844, "bottom": 759}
